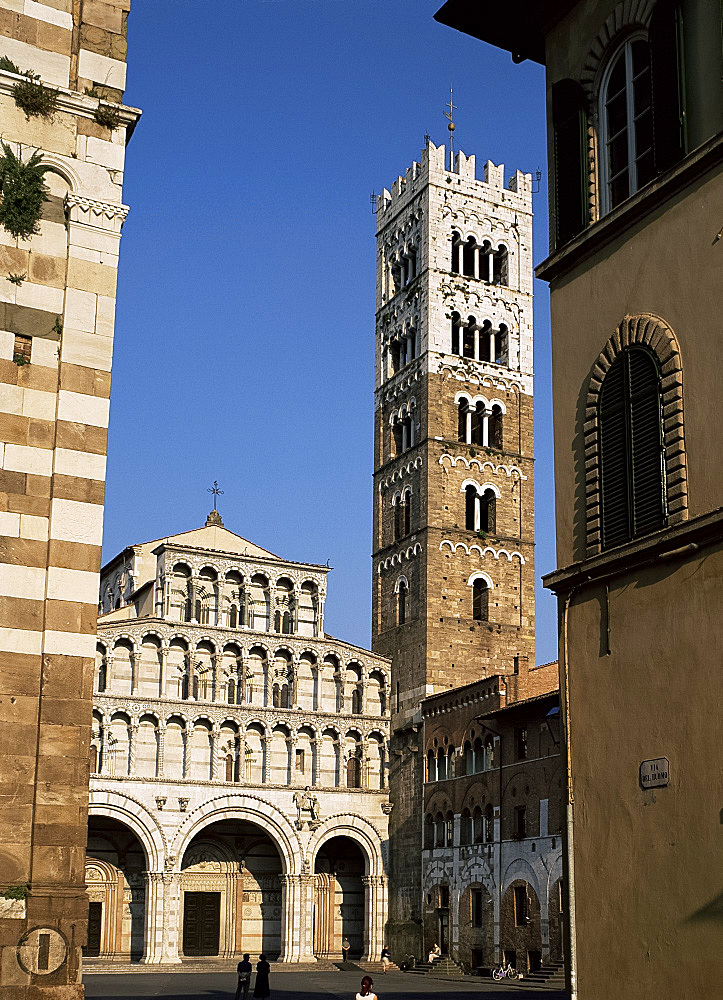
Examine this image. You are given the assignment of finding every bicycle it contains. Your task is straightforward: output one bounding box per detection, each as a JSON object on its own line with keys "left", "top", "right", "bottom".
{"left": 492, "top": 962, "right": 521, "bottom": 980}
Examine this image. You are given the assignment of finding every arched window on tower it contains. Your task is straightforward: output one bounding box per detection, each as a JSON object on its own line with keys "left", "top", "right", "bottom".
{"left": 424, "top": 814, "right": 435, "bottom": 849}
{"left": 451, "top": 231, "right": 462, "bottom": 273}
{"left": 490, "top": 405, "right": 504, "bottom": 449}
{"left": 480, "top": 488, "right": 496, "bottom": 533}
{"left": 463, "top": 236, "right": 476, "bottom": 277}
{"left": 402, "top": 488, "right": 412, "bottom": 536}
{"left": 493, "top": 244, "right": 509, "bottom": 285}
{"left": 393, "top": 496, "right": 402, "bottom": 542}
{"left": 465, "top": 484, "right": 478, "bottom": 531}
{"left": 458, "top": 397, "right": 469, "bottom": 443}
{"left": 599, "top": 346, "right": 666, "bottom": 548}
{"left": 451, "top": 311, "right": 461, "bottom": 355}
{"left": 473, "top": 579, "right": 489, "bottom": 622}
{"left": 471, "top": 402, "right": 485, "bottom": 445}
{"left": 460, "top": 808, "right": 472, "bottom": 845}
{"left": 346, "top": 754, "right": 361, "bottom": 788}
{"left": 396, "top": 578, "right": 408, "bottom": 626}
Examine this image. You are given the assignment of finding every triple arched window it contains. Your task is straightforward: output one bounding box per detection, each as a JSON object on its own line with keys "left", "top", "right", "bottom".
{"left": 599, "top": 345, "right": 666, "bottom": 548}
{"left": 457, "top": 396, "right": 504, "bottom": 448}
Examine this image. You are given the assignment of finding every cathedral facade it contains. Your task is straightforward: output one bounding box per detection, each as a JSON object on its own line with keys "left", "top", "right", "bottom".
{"left": 85, "top": 514, "right": 391, "bottom": 965}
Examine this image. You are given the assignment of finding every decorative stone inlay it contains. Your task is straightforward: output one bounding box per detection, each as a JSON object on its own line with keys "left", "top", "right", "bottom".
{"left": 438, "top": 454, "right": 527, "bottom": 478}
{"left": 438, "top": 540, "right": 526, "bottom": 564}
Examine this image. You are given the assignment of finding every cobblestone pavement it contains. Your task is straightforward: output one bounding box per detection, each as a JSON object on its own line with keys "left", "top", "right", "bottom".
{"left": 84, "top": 967, "right": 567, "bottom": 1000}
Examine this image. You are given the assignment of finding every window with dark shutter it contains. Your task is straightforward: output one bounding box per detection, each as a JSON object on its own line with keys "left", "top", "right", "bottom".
{"left": 552, "top": 79, "right": 587, "bottom": 246}
{"left": 599, "top": 347, "right": 666, "bottom": 548}
{"left": 649, "top": 0, "right": 686, "bottom": 172}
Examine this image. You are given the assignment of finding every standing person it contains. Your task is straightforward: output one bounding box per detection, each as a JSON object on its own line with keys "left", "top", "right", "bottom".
{"left": 252, "top": 954, "right": 270, "bottom": 999}
{"left": 235, "top": 953, "right": 252, "bottom": 1000}
{"left": 356, "top": 975, "right": 378, "bottom": 1000}
{"left": 342, "top": 936, "right": 351, "bottom": 963}
{"left": 380, "top": 945, "right": 390, "bottom": 974}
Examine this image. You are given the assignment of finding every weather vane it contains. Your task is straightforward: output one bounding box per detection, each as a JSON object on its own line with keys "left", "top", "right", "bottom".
{"left": 444, "top": 86, "right": 457, "bottom": 172}
{"left": 207, "top": 480, "right": 224, "bottom": 511}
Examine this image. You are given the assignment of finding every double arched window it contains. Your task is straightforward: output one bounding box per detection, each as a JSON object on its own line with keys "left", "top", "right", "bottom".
{"left": 464, "top": 483, "right": 497, "bottom": 533}
{"left": 599, "top": 345, "right": 666, "bottom": 548}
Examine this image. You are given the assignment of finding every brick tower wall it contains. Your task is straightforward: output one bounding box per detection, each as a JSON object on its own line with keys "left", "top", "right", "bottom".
{"left": 372, "top": 142, "right": 535, "bottom": 961}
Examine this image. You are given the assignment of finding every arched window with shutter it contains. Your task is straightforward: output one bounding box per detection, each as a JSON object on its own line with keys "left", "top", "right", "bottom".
{"left": 552, "top": 79, "right": 588, "bottom": 246}
{"left": 599, "top": 346, "right": 666, "bottom": 548}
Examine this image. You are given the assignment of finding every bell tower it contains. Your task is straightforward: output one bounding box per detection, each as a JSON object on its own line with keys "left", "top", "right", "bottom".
{"left": 371, "top": 140, "right": 535, "bottom": 954}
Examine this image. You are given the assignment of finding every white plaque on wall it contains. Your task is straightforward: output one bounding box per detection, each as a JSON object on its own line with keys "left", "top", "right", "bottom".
{"left": 640, "top": 757, "right": 670, "bottom": 788}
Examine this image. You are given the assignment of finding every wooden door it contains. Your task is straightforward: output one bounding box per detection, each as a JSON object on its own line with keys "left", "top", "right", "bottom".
{"left": 85, "top": 901, "right": 102, "bottom": 956}
{"left": 183, "top": 891, "right": 220, "bottom": 956}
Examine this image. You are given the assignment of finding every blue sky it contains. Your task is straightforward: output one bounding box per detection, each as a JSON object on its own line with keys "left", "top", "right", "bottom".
{"left": 105, "top": 1, "right": 557, "bottom": 664}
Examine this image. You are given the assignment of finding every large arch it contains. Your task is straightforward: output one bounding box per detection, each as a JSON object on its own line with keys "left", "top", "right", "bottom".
{"left": 171, "top": 793, "right": 302, "bottom": 875}
{"left": 88, "top": 790, "right": 166, "bottom": 871}
{"left": 307, "top": 814, "right": 385, "bottom": 878}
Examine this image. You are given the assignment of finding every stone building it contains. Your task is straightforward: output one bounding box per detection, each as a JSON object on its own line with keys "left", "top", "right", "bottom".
{"left": 85, "top": 513, "right": 391, "bottom": 965}
{"left": 435, "top": 1, "right": 723, "bottom": 997}
{"left": 0, "top": 2, "right": 139, "bottom": 996}
{"left": 371, "top": 140, "right": 537, "bottom": 958}
{"left": 421, "top": 668, "right": 562, "bottom": 975}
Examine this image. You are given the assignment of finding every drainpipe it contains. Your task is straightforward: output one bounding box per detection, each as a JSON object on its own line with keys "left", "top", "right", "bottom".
{"left": 561, "top": 587, "right": 578, "bottom": 1000}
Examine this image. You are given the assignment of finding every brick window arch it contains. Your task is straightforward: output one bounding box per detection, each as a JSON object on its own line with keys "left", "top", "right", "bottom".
{"left": 584, "top": 313, "right": 686, "bottom": 554}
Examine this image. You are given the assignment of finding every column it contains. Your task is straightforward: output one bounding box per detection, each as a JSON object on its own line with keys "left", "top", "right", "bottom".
{"left": 482, "top": 412, "right": 490, "bottom": 447}
{"left": 210, "top": 729, "right": 219, "bottom": 780}
{"left": 406, "top": 334, "right": 414, "bottom": 363}
{"left": 187, "top": 654, "right": 195, "bottom": 701}
{"left": 288, "top": 734, "right": 298, "bottom": 785}
{"left": 487, "top": 251, "right": 494, "bottom": 282}
{"left": 409, "top": 418, "right": 415, "bottom": 447}
{"left": 157, "top": 725, "right": 165, "bottom": 778}
{"left": 159, "top": 646, "right": 168, "bottom": 698}
{"left": 141, "top": 872, "right": 166, "bottom": 964}
{"left": 160, "top": 872, "right": 183, "bottom": 964}
{"left": 473, "top": 245, "right": 480, "bottom": 279}
{"left": 105, "top": 654, "right": 114, "bottom": 691}
{"left": 100, "top": 724, "right": 111, "bottom": 774}
{"left": 182, "top": 730, "right": 190, "bottom": 779}
{"left": 401, "top": 421, "right": 408, "bottom": 452}
{"left": 465, "top": 407, "right": 472, "bottom": 444}
{"left": 473, "top": 324, "right": 480, "bottom": 361}
{"left": 279, "top": 874, "right": 317, "bottom": 963}
{"left": 311, "top": 738, "right": 320, "bottom": 786}
{"left": 489, "top": 328, "right": 497, "bottom": 364}
{"left": 261, "top": 734, "right": 270, "bottom": 783}
{"left": 361, "top": 875, "right": 386, "bottom": 961}
{"left": 128, "top": 723, "right": 138, "bottom": 775}
{"left": 361, "top": 744, "right": 369, "bottom": 788}
{"left": 212, "top": 654, "right": 221, "bottom": 702}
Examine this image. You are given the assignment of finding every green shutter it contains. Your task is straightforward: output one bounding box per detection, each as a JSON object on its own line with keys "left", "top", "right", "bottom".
{"left": 650, "top": 0, "right": 686, "bottom": 172}
{"left": 600, "top": 348, "right": 666, "bottom": 549}
{"left": 552, "top": 80, "right": 588, "bottom": 247}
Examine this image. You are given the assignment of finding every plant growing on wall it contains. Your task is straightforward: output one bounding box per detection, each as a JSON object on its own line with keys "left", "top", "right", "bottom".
{"left": 0, "top": 142, "right": 49, "bottom": 240}
{"left": 13, "top": 70, "right": 58, "bottom": 119}
{"left": 2, "top": 885, "right": 30, "bottom": 900}
{"left": 6, "top": 272, "right": 25, "bottom": 285}
{"left": 94, "top": 102, "right": 120, "bottom": 132}
{"left": 0, "top": 55, "right": 20, "bottom": 74}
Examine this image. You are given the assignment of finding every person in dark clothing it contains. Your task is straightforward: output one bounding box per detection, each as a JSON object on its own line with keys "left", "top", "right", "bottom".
{"left": 342, "top": 936, "right": 351, "bottom": 962}
{"left": 235, "top": 953, "right": 252, "bottom": 1000}
{"left": 253, "top": 954, "right": 270, "bottom": 999}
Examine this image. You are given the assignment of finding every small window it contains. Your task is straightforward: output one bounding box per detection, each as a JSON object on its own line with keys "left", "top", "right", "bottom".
{"left": 346, "top": 755, "right": 361, "bottom": 788}
{"left": 514, "top": 806, "right": 527, "bottom": 840}
{"left": 13, "top": 334, "right": 32, "bottom": 365}
{"left": 515, "top": 727, "right": 528, "bottom": 761}
{"left": 440, "top": 885, "right": 450, "bottom": 908}
{"left": 472, "top": 889, "right": 484, "bottom": 927}
{"left": 225, "top": 754, "right": 234, "bottom": 782}
{"left": 295, "top": 748, "right": 305, "bottom": 772}
{"left": 89, "top": 745, "right": 98, "bottom": 773}
{"left": 514, "top": 885, "right": 528, "bottom": 926}
{"left": 472, "top": 579, "right": 489, "bottom": 622}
